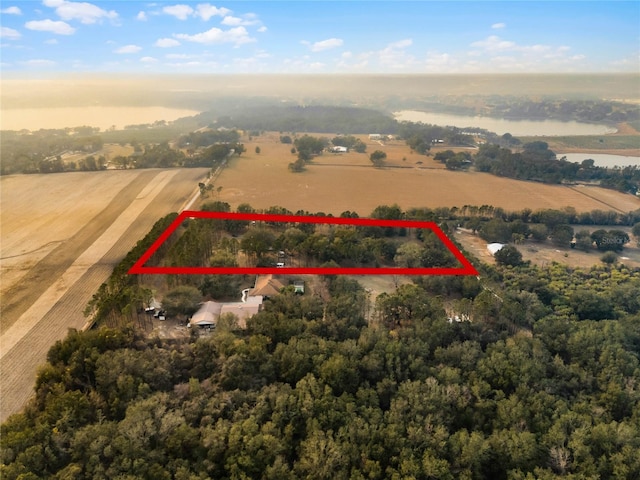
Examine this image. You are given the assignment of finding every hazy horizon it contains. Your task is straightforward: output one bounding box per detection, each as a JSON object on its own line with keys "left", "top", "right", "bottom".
{"left": 2, "top": 73, "right": 639, "bottom": 113}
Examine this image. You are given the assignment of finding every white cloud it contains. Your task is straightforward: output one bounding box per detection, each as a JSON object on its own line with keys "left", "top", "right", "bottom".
{"left": 25, "top": 19, "right": 75, "bottom": 35}
{"left": 257, "top": 26, "right": 267, "bottom": 33}
{"left": 471, "top": 35, "right": 515, "bottom": 52}
{"left": 154, "top": 37, "right": 180, "bottom": 47}
{"left": 375, "top": 39, "right": 415, "bottom": 69}
{"left": 174, "top": 26, "right": 254, "bottom": 46}
{"left": 468, "top": 35, "right": 582, "bottom": 71}
{"left": 423, "top": 51, "right": 459, "bottom": 72}
{"left": 22, "top": 59, "right": 56, "bottom": 66}
{"left": 491, "top": 22, "right": 506, "bottom": 29}
{"left": 221, "top": 15, "right": 259, "bottom": 26}
{"left": 44, "top": 38, "right": 58, "bottom": 44}
{"left": 114, "top": 44, "right": 142, "bottom": 54}
{"left": 140, "top": 56, "right": 158, "bottom": 63}
{"left": 196, "top": 3, "right": 231, "bottom": 21}
{"left": 136, "top": 11, "right": 147, "bottom": 21}
{"left": 341, "top": 51, "right": 352, "bottom": 59}
{"left": 388, "top": 39, "right": 412, "bottom": 49}
{"left": 310, "top": 37, "right": 343, "bottom": 52}
{"left": 163, "top": 4, "right": 193, "bottom": 20}
{"left": 0, "top": 27, "right": 21, "bottom": 39}
{"left": 165, "top": 60, "right": 218, "bottom": 68}
{"left": 1, "top": 6, "right": 22, "bottom": 15}
{"left": 165, "top": 53, "right": 194, "bottom": 59}
{"left": 43, "top": 0, "right": 117, "bottom": 24}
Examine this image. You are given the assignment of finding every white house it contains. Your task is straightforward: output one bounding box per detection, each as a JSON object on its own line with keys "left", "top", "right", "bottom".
{"left": 368, "top": 134, "right": 382, "bottom": 140}
{"left": 329, "top": 146, "right": 348, "bottom": 153}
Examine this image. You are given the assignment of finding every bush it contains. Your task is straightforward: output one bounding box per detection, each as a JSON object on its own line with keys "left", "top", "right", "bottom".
{"left": 600, "top": 251, "right": 618, "bottom": 264}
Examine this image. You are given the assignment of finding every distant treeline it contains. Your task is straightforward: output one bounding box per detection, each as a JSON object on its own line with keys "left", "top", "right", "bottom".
{"left": 474, "top": 141, "right": 640, "bottom": 194}
{"left": 390, "top": 98, "right": 640, "bottom": 125}
{"left": 213, "top": 105, "right": 400, "bottom": 134}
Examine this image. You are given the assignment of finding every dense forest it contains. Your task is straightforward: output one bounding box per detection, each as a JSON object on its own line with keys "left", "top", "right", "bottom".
{"left": 2, "top": 262, "right": 639, "bottom": 478}
{"left": 2, "top": 202, "right": 640, "bottom": 479}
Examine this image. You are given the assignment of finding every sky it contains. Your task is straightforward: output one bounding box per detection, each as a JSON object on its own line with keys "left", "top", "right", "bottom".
{"left": 0, "top": 1, "right": 639, "bottom": 74}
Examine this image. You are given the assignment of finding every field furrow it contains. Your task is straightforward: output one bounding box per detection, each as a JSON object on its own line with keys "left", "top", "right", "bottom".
{"left": 0, "top": 168, "right": 207, "bottom": 421}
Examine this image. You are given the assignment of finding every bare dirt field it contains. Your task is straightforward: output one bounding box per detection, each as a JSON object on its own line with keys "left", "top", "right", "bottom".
{"left": 212, "top": 133, "right": 640, "bottom": 216}
{"left": 0, "top": 168, "right": 208, "bottom": 421}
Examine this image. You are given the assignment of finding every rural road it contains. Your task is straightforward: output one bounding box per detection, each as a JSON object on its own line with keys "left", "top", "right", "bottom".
{"left": 0, "top": 168, "right": 207, "bottom": 422}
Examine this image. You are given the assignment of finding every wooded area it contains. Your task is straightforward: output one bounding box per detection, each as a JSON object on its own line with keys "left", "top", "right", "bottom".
{"left": 2, "top": 201, "right": 640, "bottom": 479}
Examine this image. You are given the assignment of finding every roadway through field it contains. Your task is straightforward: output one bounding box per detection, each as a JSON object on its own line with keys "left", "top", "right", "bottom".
{"left": 0, "top": 169, "right": 207, "bottom": 422}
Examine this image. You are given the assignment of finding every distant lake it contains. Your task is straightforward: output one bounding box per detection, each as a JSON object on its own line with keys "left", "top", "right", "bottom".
{"left": 561, "top": 153, "right": 640, "bottom": 168}
{"left": 393, "top": 110, "right": 617, "bottom": 137}
{"left": 0, "top": 106, "right": 201, "bottom": 131}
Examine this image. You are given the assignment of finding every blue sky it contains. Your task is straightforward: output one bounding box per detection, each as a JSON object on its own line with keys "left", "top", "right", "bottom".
{"left": 1, "top": 1, "right": 638, "bottom": 74}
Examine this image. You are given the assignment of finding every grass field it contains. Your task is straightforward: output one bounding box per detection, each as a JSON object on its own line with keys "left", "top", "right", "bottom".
{"left": 209, "top": 132, "right": 640, "bottom": 216}
{"left": 0, "top": 168, "right": 208, "bottom": 421}
{"left": 519, "top": 122, "right": 640, "bottom": 156}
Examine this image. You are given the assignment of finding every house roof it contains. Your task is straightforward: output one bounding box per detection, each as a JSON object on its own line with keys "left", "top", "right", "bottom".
{"left": 190, "top": 296, "right": 264, "bottom": 328}
{"left": 249, "top": 274, "right": 285, "bottom": 297}
{"left": 220, "top": 296, "right": 263, "bottom": 329}
{"left": 191, "top": 301, "right": 222, "bottom": 325}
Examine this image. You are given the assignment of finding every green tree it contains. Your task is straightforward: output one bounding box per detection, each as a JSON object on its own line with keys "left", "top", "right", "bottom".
{"left": 494, "top": 245, "right": 523, "bottom": 267}
{"left": 575, "top": 229, "right": 593, "bottom": 251}
{"left": 161, "top": 286, "right": 202, "bottom": 318}
{"left": 632, "top": 222, "right": 640, "bottom": 246}
{"left": 241, "top": 228, "right": 276, "bottom": 261}
{"left": 255, "top": 146, "right": 261, "bottom": 154}
{"left": 550, "top": 224, "right": 574, "bottom": 248}
{"left": 370, "top": 150, "right": 387, "bottom": 167}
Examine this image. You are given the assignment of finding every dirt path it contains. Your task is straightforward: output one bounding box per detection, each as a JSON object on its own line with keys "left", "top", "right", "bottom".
{"left": 0, "top": 168, "right": 207, "bottom": 422}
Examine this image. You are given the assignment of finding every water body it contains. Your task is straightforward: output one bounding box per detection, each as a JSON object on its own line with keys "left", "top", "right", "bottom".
{"left": 0, "top": 106, "right": 201, "bottom": 131}
{"left": 393, "top": 110, "right": 616, "bottom": 137}
{"left": 560, "top": 153, "right": 640, "bottom": 168}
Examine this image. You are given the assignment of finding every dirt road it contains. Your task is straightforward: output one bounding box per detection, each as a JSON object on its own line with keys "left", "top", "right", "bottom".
{"left": 0, "top": 168, "right": 207, "bottom": 422}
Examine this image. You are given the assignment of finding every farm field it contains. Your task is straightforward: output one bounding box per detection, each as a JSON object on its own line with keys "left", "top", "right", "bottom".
{"left": 0, "top": 168, "right": 208, "bottom": 421}
{"left": 212, "top": 133, "right": 640, "bottom": 216}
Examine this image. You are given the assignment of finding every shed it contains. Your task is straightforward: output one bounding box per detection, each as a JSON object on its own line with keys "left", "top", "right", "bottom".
{"left": 293, "top": 281, "right": 305, "bottom": 294}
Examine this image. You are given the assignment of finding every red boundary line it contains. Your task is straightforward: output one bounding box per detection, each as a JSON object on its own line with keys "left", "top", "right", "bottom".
{"left": 128, "top": 211, "right": 478, "bottom": 276}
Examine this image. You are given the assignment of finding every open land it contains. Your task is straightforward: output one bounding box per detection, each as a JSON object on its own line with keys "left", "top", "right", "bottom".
{"left": 454, "top": 228, "right": 640, "bottom": 270}
{"left": 209, "top": 132, "right": 640, "bottom": 216}
{"left": 2, "top": 125, "right": 640, "bottom": 421}
{"left": 0, "top": 168, "right": 208, "bottom": 421}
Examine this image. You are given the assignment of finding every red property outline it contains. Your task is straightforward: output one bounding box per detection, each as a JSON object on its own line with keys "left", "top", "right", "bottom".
{"left": 128, "top": 211, "right": 478, "bottom": 276}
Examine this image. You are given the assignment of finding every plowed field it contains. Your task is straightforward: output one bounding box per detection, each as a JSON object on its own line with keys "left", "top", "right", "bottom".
{"left": 0, "top": 168, "right": 208, "bottom": 421}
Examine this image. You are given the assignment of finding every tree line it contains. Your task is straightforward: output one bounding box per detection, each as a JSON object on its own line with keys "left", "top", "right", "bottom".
{"left": 473, "top": 142, "right": 640, "bottom": 194}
